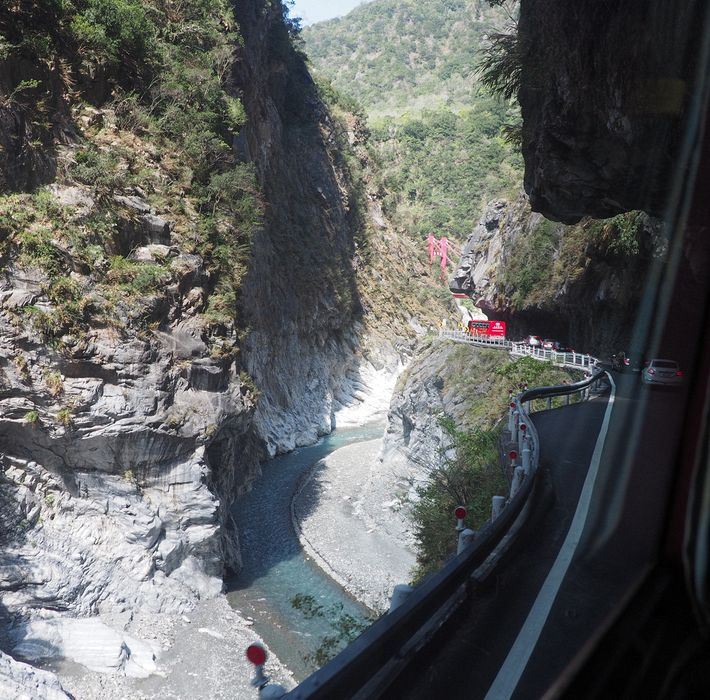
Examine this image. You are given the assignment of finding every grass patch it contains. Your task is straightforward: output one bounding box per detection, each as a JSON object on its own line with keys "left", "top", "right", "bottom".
{"left": 23, "top": 409, "right": 40, "bottom": 424}
{"left": 56, "top": 405, "right": 73, "bottom": 427}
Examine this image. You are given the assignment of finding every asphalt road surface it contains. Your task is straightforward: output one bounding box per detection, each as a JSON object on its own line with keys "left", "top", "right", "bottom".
{"left": 383, "top": 371, "right": 686, "bottom": 699}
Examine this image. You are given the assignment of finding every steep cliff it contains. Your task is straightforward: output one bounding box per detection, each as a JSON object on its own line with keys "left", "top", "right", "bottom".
{"left": 233, "top": 2, "right": 453, "bottom": 454}
{"left": 0, "top": 0, "right": 450, "bottom": 693}
{"left": 0, "top": 2, "right": 269, "bottom": 689}
{"left": 450, "top": 192, "right": 666, "bottom": 354}
{"left": 233, "top": 2, "right": 375, "bottom": 454}
{"left": 517, "top": 0, "right": 705, "bottom": 222}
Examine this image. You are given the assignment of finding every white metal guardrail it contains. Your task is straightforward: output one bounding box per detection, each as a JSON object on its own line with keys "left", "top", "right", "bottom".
{"left": 509, "top": 342, "right": 598, "bottom": 370}
{"left": 438, "top": 330, "right": 599, "bottom": 371}
{"left": 438, "top": 329, "right": 513, "bottom": 349}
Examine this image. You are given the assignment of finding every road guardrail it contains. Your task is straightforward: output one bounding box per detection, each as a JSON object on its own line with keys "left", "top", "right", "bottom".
{"left": 253, "top": 368, "right": 609, "bottom": 699}
{"left": 437, "top": 330, "right": 598, "bottom": 372}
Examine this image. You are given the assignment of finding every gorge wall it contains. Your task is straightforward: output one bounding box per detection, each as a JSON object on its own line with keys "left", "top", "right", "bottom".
{"left": 450, "top": 192, "right": 666, "bottom": 356}
{"left": 0, "top": 0, "right": 451, "bottom": 693}
{"left": 518, "top": 0, "right": 705, "bottom": 222}
{"left": 233, "top": 2, "right": 382, "bottom": 455}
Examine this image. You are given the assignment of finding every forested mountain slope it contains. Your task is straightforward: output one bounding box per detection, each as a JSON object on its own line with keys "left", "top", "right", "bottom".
{"left": 303, "top": 0, "right": 522, "bottom": 240}
{"left": 303, "top": 0, "right": 510, "bottom": 115}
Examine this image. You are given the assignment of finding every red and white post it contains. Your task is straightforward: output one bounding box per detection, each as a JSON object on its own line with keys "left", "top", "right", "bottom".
{"left": 246, "top": 644, "right": 287, "bottom": 699}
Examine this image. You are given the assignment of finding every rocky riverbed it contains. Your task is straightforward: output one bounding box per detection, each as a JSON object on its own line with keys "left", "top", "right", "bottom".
{"left": 293, "top": 438, "right": 419, "bottom": 612}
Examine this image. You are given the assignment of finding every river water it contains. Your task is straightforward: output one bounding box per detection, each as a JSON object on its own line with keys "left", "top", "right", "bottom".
{"left": 226, "top": 424, "right": 385, "bottom": 680}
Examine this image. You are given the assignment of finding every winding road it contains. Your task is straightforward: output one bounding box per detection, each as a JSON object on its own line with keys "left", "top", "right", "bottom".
{"left": 380, "top": 372, "right": 685, "bottom": 699}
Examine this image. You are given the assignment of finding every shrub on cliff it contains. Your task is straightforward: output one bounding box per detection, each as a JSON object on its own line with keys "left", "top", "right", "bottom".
{"left": 71, "top": 0, "right": 158, "bottom": 79}
{"left": 0, "top": 0, "right": 260, "bottom": 340}
{"left": 410, "top": 353, "right": 581, "bottom": 581}
{"left": 411, "top": 420, "right": 505, "bottom": 581}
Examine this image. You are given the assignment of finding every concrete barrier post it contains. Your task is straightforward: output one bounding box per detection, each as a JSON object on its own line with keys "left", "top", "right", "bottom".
{"left": 457, "top": 529, "right": 477, "bottom": 555}
{"left": 389, "top": 584, "right": 414, "bottom": 612}
{"left": 510, "top": 466, "right": 526, "bottom": 498}
{"left": 546, "top": 397, "right": 552, "bottom": 410}
{"left": 512, "top": 410, "right": 519, "bottom": 443}
{"left": 522, "top": 439, "right": 531, "bottom": 474}
{"left": 491, "top": 496, "right": 506, "bottom": 520}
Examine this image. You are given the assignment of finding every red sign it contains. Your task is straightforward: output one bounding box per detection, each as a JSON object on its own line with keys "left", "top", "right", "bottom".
{"left": 488, "top": 320, "right": 507, "bottom": 338}
{"left": 467, "top": 320, "right": 507, "bottom": 338}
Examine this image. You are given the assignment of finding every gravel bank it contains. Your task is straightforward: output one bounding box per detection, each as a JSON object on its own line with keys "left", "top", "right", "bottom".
{"left": 53, "top": 597, "right": 295, "bottom": 700}
{"left": 292, "top": 438, "right": 417, "bottom": 611}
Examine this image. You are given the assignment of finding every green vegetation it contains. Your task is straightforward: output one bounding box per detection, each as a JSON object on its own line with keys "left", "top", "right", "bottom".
{"left": 43, "top": 370, "right": 63, "bottom": 397}
{"left": 477, "top": 28, "right": 522, "bottom": 101}
{"left": 501, "top": 210, "right": 648, "bottom": 311}
{"left": 23, "top": 409, "right": 40, "bottom": 425}
{"left": 1, "top": 1, "right": 159, "bottom": 87}
{"left": 369, "top": 100, "right": 522, "bottom": 239}
{"left": 106, "top": 257, "right": 171, "bottom": 294}
{"left": 0, "top": 0, "right": 262, "bottom": 340}
{"left": 303, "top": 0, "right": 511, "bottom": 115}
{"left": 69, "top": 147, "right": 123, "bottom": 198}
{"left": 590, "top": 211, "right": 644, "bottom": 257}
{"left": 412, "top": 420, "right": 505, "bottom": 580}
{"left": 304, "top": 0, "right": 523, "bottom": 247}
{"left": 411, "top": 350, "right": 580, "bottom": 580}
{"left": 291, "top": 593, "right": 372, "bottom": 668}
{"left": 503, "top": 216, "right": 560, "bottom": 309}
{"left": 56, "top": 405, "right": 73, "bottom": 427}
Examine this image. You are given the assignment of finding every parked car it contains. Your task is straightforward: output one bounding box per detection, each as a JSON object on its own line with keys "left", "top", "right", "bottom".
{"left": 642, "top": 359, "right": 684, "bottom": 387}
{"left": 542, "top": 339, "right": 558, "bottom": 350}
{"left": 556, "top": 344, "right": 575, "bottom": 353}
{"left": 526, "top": 335, "right": 542, "bottom": 347}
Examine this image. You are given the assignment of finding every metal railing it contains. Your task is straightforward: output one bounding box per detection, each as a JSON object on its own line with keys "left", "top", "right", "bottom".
{"left": 438, "top": 329, "right": 512, "bottom": 349}
{"left": 438, "top": 330, "right": 598, "bottom": 372}
{"left": 509, "top": 342, "right": 598, "bottom": 371}
{"left": 269, "top": 369, "right": 609, "bottom": 700}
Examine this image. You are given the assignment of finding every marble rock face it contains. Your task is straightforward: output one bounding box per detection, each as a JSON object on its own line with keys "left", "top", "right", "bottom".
{"left": 0, "top": 314, "right": 263, "bottom": 682}
{"left": 0, "top": 651, "right": 71, "bottom": 700}
{"left": 10, "top": 618, "right": 159, "bottom": 678}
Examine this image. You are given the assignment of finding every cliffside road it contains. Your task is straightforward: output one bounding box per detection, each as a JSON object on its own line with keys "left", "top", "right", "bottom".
{"left": 383, "top": 372, "right": 684, "bottom": 699}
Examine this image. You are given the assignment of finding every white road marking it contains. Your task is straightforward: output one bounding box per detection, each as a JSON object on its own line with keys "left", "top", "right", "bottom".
{"left": 484, "top": 374, "right": 617, "bottom": 699}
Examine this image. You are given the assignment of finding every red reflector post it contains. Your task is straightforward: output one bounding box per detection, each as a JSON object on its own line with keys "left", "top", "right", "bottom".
{"left": 509, "top": 450, "right": 518, "bottom": 461}
{"left": 454, "top": 506, "right": 467, "bottom": 520}
{"left": 520, "top": 423, "right": 527, "bottom": 432}
{"left": 246, "top": 644, "right": 267, "bottom": 667}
